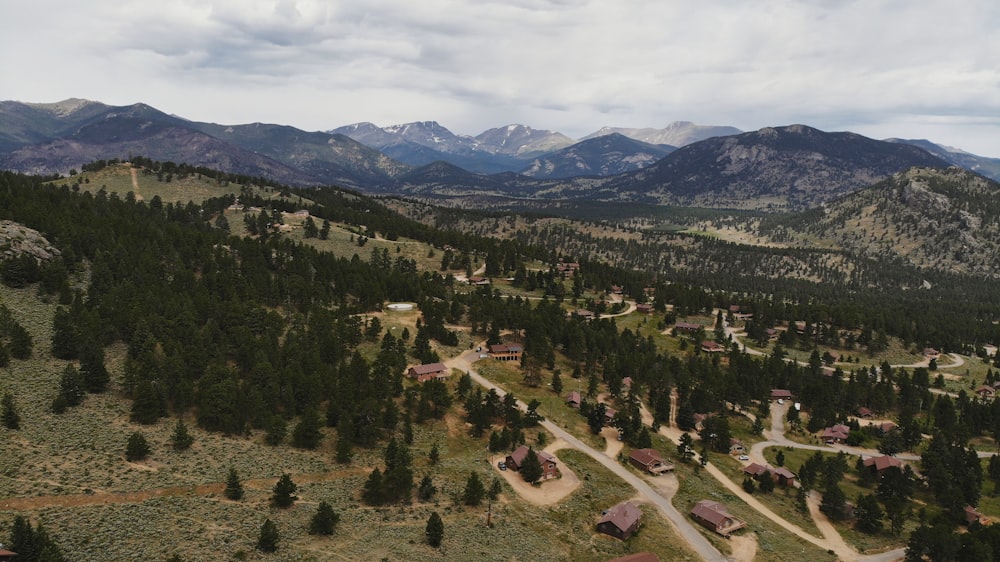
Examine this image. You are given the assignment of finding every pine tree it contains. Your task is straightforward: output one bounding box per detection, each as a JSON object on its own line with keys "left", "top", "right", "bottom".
{"left": 125, "top": 431, "right": 150, "bottom": 461}
{"left": 257, "top": 518, "right": 280, "bottom": 552}
{"left": 224, "top": 467, "right": 244, "bottom": 501}
{"left": 417, "top": 474, "right": 437, "bottom": 501}
{"left": 265, "top": 416, "right": 287, "bottom": 446}
{"left": 520, "top": 448, "right": 544, "bottom": 484}
{"left": 308, "top": 501, "right": 340, "bottom": 535}
{"left": 272, "top": 473, "right": 297, "bottom": 508}
{"left": 58, "top": 363, "right": 84, "bottom": 407}
{"left": 1, "top": 392, "right": 21, "bottom": 429}
{"left": 171, "top": 419, "right": 195, "bottom": 450}
{"left": 489, "top": 477, "right": 502, "bottom": 501}
{"left": 291, "top": 406, "right": 323, "bottom": 449}
{"left": 130, "top": 379, "right": 165, "bottom": 425}
{"left": 425, "top": 512, "right": 444, "bottom": 548}
{"left": 463, "top": 471, "right": 486, "bottom": 506}
{"left": 429, "top": 442, "right": 440, "bottom": 465}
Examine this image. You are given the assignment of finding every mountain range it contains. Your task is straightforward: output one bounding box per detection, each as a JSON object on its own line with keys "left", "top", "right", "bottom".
{"left": 2, "top": 98, "right": 998, "bottom": 211}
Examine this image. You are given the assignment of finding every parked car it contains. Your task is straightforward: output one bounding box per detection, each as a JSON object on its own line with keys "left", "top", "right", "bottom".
{"left": 498, "top": 461, "right": 507, "bottom": 471}
{"left": 738, "top": 455, "right": 750, "bottom": 461}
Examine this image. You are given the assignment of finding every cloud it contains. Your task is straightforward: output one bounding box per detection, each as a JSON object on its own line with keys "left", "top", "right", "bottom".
{"left": 1, "top": 0, "right": 999, "bottom": 155}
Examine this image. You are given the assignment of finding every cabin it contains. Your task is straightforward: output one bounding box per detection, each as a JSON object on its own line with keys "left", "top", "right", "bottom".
{"left": 406, "top": 363, "right": 449, "bottom": 382}
{"left": 976, "top": 385, "right": 996, "bottom": 400}
{"left": 629, "top": 448, "right": 675, "bottom": 475}
{"left": 636, "top": 303, "right": 654, "bottom": 314}
{"left": 863, "top": 455, "right": 903, "bottom": 478}
{"left": 821, "top": 424, "right": 851, "bottom": 444}
{"left": 965, "top": 505, "right": 990, "bottom": 526}
{"left": 597, "top": 501, "right": 642, "bottom": 540}
{"left": 556, "top": 261, "right": 580, "bottom": 278}
{"left": 574, "top": 309, "right": 595, "bottom": 320}
{"left": 770, "top": 389, "right": 792, "bottom": 401}
{"left": 467, "top": 276, "right": 490, "bottom": 286}
{"left": 923, "top": 348, "right": 941, "bottom": 360}
{"left": 857, "top": 407, "right": 874, "bottom": 419}
{"left": 505, "top": 445, "right": 560, "bottom": 481}
{"left": 742, "top": 463, "right": 769, "bottom": 478}
{"left": 690, "top": 500, "right": 746, "bottom": 536}
{"left": 673, "top": 322, "right": 702, "bottom": 334}
{"left": 565, "top": 391, "right": 582, "bottom": 409}
{"left": 875, "top": 421, "right": 897, "bottom": 434}
{"left": 701, "top": 340, "right": 725, "bottom": 353}
{"left": 488, "top": 344, "right": 523, "bottom": 362}
{"left": 729, "top": 439, "right": 745, "bottom": 455}
{"left": 0, "top": 548, "right": 17, "bottom": 562}
{"left": 772, "top": 466, "right": 797, "bottom": 487}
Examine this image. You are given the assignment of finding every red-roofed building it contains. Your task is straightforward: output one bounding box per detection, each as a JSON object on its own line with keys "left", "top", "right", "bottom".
{"left": 488, "top": 343, "right": 523, "bottom": 361}
{"left": 701, "top": 340, "right": 725, "bottom": 353}
{"left": 673, "top": 322, "right": 702, "bottom": 333}
{"left": 821, "top": 424, "right": 851, "bottom": 444}
{"left": 636, "top": 303, "right": 654, "bottom": 314}
{"left": 863, "top": 455, "right": 903, "bottom": 478}
{"left": 770, "top": 389, "right": 793, "bottom": 401}
{"left": 406, "top": 363, "right": 449, "bottom": 382}
{"left": 629, "top": 448, "right": 675, "bottom": 475}
{"left": 566, "top": 391, "right": 582, "bottom": 409}
{"left": 0, "top": 548, "right": 17, "bottom": 562}
{"left": 597, "top": 501, "right": 642, "bottom": 540}
{"left": 690, "top": 500, "right": 746, "bottom": 536}
{"left": 505, "top": 445, "right": 560, "bottom": 481}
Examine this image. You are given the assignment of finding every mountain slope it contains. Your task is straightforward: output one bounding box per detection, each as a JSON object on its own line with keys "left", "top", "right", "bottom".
{"left": 519, "top": 133, "right": 675, "bottom": 178}
{"left": 760, "top": 167, "right": 1000, "bottom": 277}
{"left": 582, "top": 121, "right": 742, "bottom": 147}
{"left": 885, "top": 138, "right": 1000, "bottom": 182}
{"left": 604, "top": 125, "right": 951, "bottom": 209}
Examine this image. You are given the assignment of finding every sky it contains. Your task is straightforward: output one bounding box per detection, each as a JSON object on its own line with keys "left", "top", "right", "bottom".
{"left": 2, "top": 0, "right": 1000, "bottom": 156}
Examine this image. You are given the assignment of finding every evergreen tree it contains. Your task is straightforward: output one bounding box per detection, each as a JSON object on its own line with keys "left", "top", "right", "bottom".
{"left": 854, "top": 493, "right": 884, "bottom": 534}
{"left": 362, "top": 467, "right": 386, "bottom": 505}
{"left": 224, "top": 467, "right": 244, "bottom": 501}
{"left": 291, "top": 406, "right": 323, "bottom": 449}
{"left": 429, "top": 442, "right": 440, "bottom": 465}
{"left": 463, "top": 471, "right": 486, "bottom": 506}
{"left": 171, "top": 419, "right": 195, "bottom": 450}
{"left": 7, "top": 323, "right": 32, "bottom": 359}
{"left": 417, "top": 475, "right": 437, "bottom": 501}
{"left": 308, "top": 501, "right": 340, "bottom": 535}
{"left": 1, "top": 392, "right": 20, "bottom": 429}
{"left": 265, "top": 416, "right": 287, "bottom": 446}
{"left": 335, "top": 421, "right": 353, "bottom": 463}
{"left": 257, "top": 518, "right": 280, "bottom": 552}
{"left": 551, "top": 370, "right": 563, "bottom": 394}
{"left": 425, "top": 512, "right": 444, "bottom": 548}
{"left": 489, "top": 477, "right": 502, "bottom": 501}
{"left": 79, "top": 340, "right": 110, "bottom": 393}
{"left": 57, "top": 363, "right": 84, "bottom": 407}
{"left": 8, "top": 515, "right": 67, "bottom": 562}
{"left": 520, "top": 447, "right": 544, "bottom": 483}
{"left": 125, "top": 431, "right": 150, "bottom": 461}
{"left": 271, "top": 473, "right": 298, "bottom": 508}
{"left": 130, "top": 379, "right": 165, "bottom": 424}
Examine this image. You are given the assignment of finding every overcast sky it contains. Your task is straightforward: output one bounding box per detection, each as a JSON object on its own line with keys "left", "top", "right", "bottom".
{"left": 3, "top": 0, "right": 999, "bottom": 156}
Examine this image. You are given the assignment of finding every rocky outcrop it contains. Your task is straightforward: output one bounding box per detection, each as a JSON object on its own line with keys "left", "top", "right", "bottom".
{"left": 0, "top": 221, "right": 61, "bottom": 262}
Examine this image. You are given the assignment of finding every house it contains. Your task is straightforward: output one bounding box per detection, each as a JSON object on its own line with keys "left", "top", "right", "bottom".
{"left": 821, "top": 424, "right": 851, "bottom": 444}
{"left": 772, "top": 466, "right": 797, "bottom": 487}
{"left": 673, "top": 322, "right": 702, "bottom": 333}
{"left": 467, "top": 276, "right": 490, "bottom": 286}
{"left": 621, "top": 377, "right": 633, "bottom": 391}
{"left": 610, "top": 285, "right": 624, "bottom": 295}
{"left": 574, "top": 309, "right": 595, "bottom": 320}
{"left": 690, "top": 500, "right": 747, "bottom": 536}
{"left": 794, "top": 321, "right": 808, "bottom": 334}
{"left": 770, "top": 389, "right": 793, "bottom": 401}
{"left": 636, "top": 303, "right": 654, "bottom": 314}
{"left": 765, "top": 328, "right": 779, "bottom": 340}
{"left": 729, "top": 439, "right": 745, "bottom": 455}
{"left": 506, "top": 445, "right": 560, "bottom": 481}
{"left": 0, "top": 548, "right": 16, "bottom": 562}
{"left": 608, "top": 553, "right": 660, "bottom": 562}
{"left": 566, "top": 391, "right": 582, "bottom": 409}
{"left": 863, "top": 455, "right": 903, "bottom": 478}
{"left": 488, "top": 344, "right": 523, "bottom": 361}
{"left": 603, "top": 407, "right": 617, "bottom": 426}
{"left": 742, "top": 463, "right": 769, "bottom": 478}
{"left": 923, "top": 348, "right": 941, "bottom": 360}
{"left": 629, "top": 448, "right": 675, "bottom": 475}
{"left": 293, "top": 209, "right": 310, "bottom": 217}
{"left": 596, "top": 501, "right": 642, "bottom": 540}
{"left": 857, "top": 407, "right": 874, "bottom": 419}
{"left": 556, "top": 261, "right": 580, "bottom": 278}
{"left": 406, "top": 362, "right": 449, "bottom": 382}
{"left": 965, "top": 505, "right": 990, "bottom": 526}
{"left": 729, "top": 305, "right": 753, "bottom": 321}
{"left": 976, "top": 385, "right": 996, "bottom": 400}
{"left": 701, "top": 340, "right": 725, "bottom": 353}
{"left": 875, "top": 421, "right": 897, "bottom": 434}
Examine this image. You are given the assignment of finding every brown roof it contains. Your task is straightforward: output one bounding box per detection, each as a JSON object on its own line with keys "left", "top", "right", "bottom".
{"left": 674, "top": 322, "right": 701, "bottom": 331}
{"left": 770, "top": 389, "right": 792, "bottom": 399}
{"left": 409, "top": 362, "right": 447, "bottom": 375}
{"left": 598, "top": 501, "right": 642, "bottom": 533}
{"left": 566, "top": 391, "right": 582, "bottom": 404}
{"left": 508, "top": 445, "right": 557, "bottom": 468}
{"left": 690, "top": 500, "right": 744, "bottom": 530}
{"left": 742, "top": 463, "right": 769, "bottom": 477}
{"left": 629, "top": 448, "right": 669, "bottom": 468}
{"left": 773, "top": 467, "right": 796, "bottom": 480}
{"left": 863, "top": 455, "right": 903, "bottom": 471}
{"left": 489, "top": 344, "right": 523, "bottom": 353}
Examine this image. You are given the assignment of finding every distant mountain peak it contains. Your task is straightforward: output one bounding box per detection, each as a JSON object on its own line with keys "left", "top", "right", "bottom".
{"left": 25, "top": 98, "right": 101, "bottom": 116}
{"left": 583, "top": 121, "right": 742, "bottom": 147}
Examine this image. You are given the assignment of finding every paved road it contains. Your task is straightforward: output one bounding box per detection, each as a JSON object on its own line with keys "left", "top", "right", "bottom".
{"left": 448, "top": 348, "right": 728, "bottom": 562}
